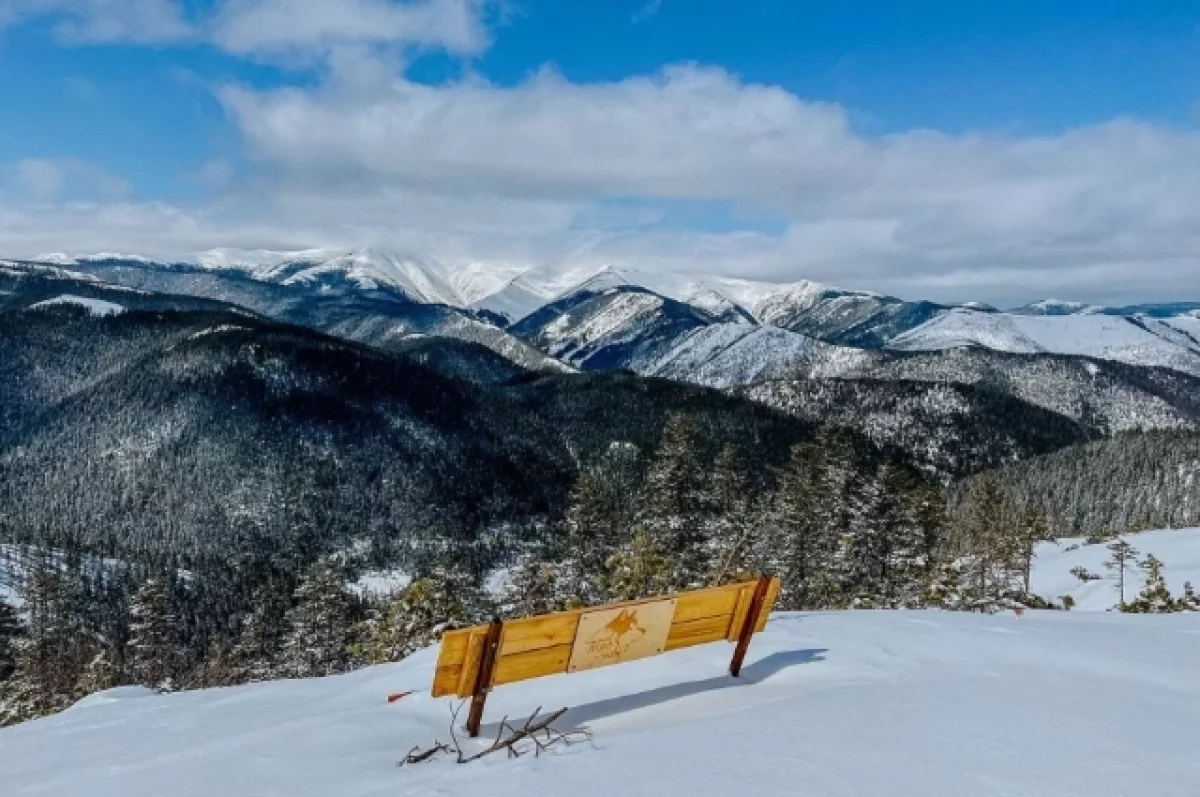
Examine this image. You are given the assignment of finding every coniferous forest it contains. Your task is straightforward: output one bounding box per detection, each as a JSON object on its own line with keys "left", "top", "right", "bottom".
{"left": 2, "top": 275, "right": 1199, "bottom": 727}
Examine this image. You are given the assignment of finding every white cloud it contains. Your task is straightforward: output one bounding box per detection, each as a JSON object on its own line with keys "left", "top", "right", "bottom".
{"left": 0, "top": 0, "right": 191, "bottom": 42}
{"left": 632, "top": 0, "right": 663, "bottom": 24}
{"left": 2, "top": 1, "right": 1199, "bottom": 306}
{"left": 3, "top": 158, "right": 132, "bottom": 203}
{"left": 206, "top": 61, "right": 1200, "bottom": 303}
{"left": 210, "top": 0, "right": 492, "bottom": 58}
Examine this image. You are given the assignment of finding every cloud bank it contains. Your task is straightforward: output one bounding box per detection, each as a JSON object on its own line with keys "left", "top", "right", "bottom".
{"left": 2, "top": 0, "right": 1199, "bottom": 306}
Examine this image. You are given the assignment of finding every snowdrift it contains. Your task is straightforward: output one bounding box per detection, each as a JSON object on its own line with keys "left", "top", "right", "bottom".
{"left": 1031, "top": 527, "right": 1200, "bottom": 611}
{"left": 2, "top": 610, "right": 1198, "bottom": 797}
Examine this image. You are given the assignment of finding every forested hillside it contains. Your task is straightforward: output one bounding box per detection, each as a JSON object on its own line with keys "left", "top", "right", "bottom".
{"left": 951, "top": 432, "right": 1200, "bottom": 538}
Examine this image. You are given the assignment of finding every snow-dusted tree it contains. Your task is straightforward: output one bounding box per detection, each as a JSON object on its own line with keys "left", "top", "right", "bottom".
{"left": 707, "top": 444, "right": 758, "bottom": 586}
{"left": 355, "top": 563, "right": 485, "bottom": 664}
{"left": 128, "top": 575, "right": 180, "bottom": 691}
{"left": 1124, "top": 555, "right": 1178, "bottom": 614}
{"left": 230, "top": 584, "right": 291, "bottom": 682}
{"left": 498, "top": 556, "right": 564, "bottom": 619}
{"left": 958, "top": 472, "right": 1020, "bottom": 610}
{"left": 765, "top": 443, "right": 834, "bottom": 609}
{"left": 605, "top": 533, "right": 675, "bottom": 602}
{"left": 1180, "top": 581, "right": 1200, "bottom": 612}
{"left": 1, "top": 566, "right": 95, "bottom": 726}
{"left": 1016, "top": 510, "right": 1051, "bottom": 595}
{"left": 77, "top": 643, "right": 124, "bottom": 695}
{"left": 281, "top": 559, "right": 356, "bottom": 677}
{"left": 558, "top": 467, "right": 620, "bottom": 606}
{"left": 810, "top": 426, "right": 859, "bottom": 546}
{"left": 634, "top": 413, "right": 710, "bottom": 590}
{"left": 909, "top": 481, "right": 948, "bottom": 582}
{"left": 1103, "top": 537, "right": 1141, "bottom": 607}
{"left": 0, "top": 599, "right": 21, "bottom": 684}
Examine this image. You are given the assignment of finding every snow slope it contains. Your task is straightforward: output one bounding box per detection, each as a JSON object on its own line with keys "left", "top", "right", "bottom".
{"left": 1031, "top": 527, "right": 1200, "bottom": 611}
{"left": 2, "top": 610, "right": 1198, "bottom": 797}
{"left": 27, "top": 294, "right": 125, "bottom": 316}
{"left": 889, "top": 308, "right": 1200, "bottom": 376}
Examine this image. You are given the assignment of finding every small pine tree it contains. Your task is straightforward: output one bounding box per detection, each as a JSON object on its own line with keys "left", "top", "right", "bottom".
{"left": 231, "top": 584, "right": 291, "bottom": 683}
{"left": 128, "top": 576, "right": 180, "bottom": 691}
{"left": 605, "top": 532, "right": 675, "bottom": 602}
{"left": 354, "top": 564, "right": 485, "bottom": 664}
{"left": 1179, "top": 581, "right": 1200, "bottom": 612}
{"left": 765, "top": 443, "right": 834, "bottom": 610}
{"left": 77, "top": 643, "right": 124, "bottom": 695}
{"left": 1124, "top": 554, "right": 1179, "bottom": 614}
{"left": 499, "top": 556, "right": 564, "bottom": 619}
{"left": 1017, "top": 510, "right": 1051, "bottom": 595}
{"left": 281, "top": 560, "right": 356, "bottom": 678}
{"left": 634, "top": 413, "right": 710, "bottom": 591}
{"left": 558, "top": 468, "right": 620, "bottom": 606}
{"left": 707, "top": 444, "right": 758, "bottom": 586}
{"left": 1103, "top": 537, "right": 1141, "bottom": 608}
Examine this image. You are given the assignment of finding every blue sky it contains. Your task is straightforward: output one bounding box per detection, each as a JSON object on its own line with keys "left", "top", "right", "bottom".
{"left": 1, "top": 0, "right": 1199, "bottom": 304}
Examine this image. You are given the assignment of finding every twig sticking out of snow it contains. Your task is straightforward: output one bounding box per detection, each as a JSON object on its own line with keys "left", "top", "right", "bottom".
{"left": 401, "top": 701, "right": 594, "bottom": 766}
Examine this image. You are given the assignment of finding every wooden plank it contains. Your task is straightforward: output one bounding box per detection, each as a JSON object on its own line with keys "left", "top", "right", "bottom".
{"left": 725, "top": 585, "right": 753, "bottom": 642}
{"left": 498, "top": 611, "right": 581, "bottom": 657}
{"left": 754, "top": 576, "right": 782, "bottom": 633}
{"left": 466, "top": 619, "right": 503, "bottom": 737}
{"left": 431, "top": 627, "right": 482, "bottom": 698}
{"left": 671, "top": 582, "right": 743, "bottom": 624}
{"left": 665, "top": 614, "right": 733, "bottom": 651}
{"left": 455, "top": 630, "right": 487, "bottom": 698}
{"left": 492, "top": 644, "right": 573, "bottom": 686}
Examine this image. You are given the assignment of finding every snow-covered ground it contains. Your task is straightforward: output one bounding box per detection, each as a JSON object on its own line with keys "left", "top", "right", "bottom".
{"left": 3, "top": 610, "right": 1198, "bottom": 797}
{"left": 1031, "top": 527, "right": 1200, "bottom": 611}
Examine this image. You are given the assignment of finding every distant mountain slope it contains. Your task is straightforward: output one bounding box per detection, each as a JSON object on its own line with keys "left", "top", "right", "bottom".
{"left": 640, "top": 324, "right": 873, "bottom": 388}
{"left": 0, "top": 304, "right": 821, "bottom": 562}
{"left": 744, "top": 377, "right": 1093, "bottom": 477}
{"left": 888, "top": 307, "right": 1200, "bottom": 377}
{"left": 510, "top": 284, "right": 717, "bottom": 370}
{"left": 855, "top": 347, "right": 1200, "bottom": 433}
{"left": 21, "top": 257, "right": 568, "bottom": 374}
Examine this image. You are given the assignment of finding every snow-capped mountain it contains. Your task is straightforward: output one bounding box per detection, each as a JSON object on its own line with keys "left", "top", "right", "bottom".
{"left": 24, "top": 249, "right": 1200, "bottom": 389}
{"left": 888, "top": 307, "right": 1200, "bottom": 377}
{"left": 1010, "top": 298, "right": 1099, "bottom": 316}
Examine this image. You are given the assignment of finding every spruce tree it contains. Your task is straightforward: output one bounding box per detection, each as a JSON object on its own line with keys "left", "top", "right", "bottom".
{"left": 1124, "top": 554, "right": 1178, "bottom": 613}
{"left": 707, "top": 444, "right": 758, "bottom": 586}
{"left": 960, "top": 472, "right": 1020, "bottom": 610}
{"left": 77, "top": 644, "right": 124, "bottom": 695}
{"left": 499, "top": 556, "right": 564, "bottom": 619}
{"left": 1104, "top": 537, "right": 1141, "bottom": 607}
{"left": 605, "top": 532, "right": 675, "bottom": 602}
{"left": 231, "top": 584, "right": 291, "bottom": 682}
{"left": 354, "top": 563, "right": 485, "bottom": 664}
{"left": 558, "top": 467, "right": 620, "bottom": 605}
{"left": 281, "top": 559, "right": 356, "bottom": 678}
{"left": 1, "top": 566, "right": 95, "bottom": 726}
{"left": 0, "top": 599, "right": 21, "bottom": 683}
{"left": 1017, "top": 510, "right": 1051, "bottom": 595}
{"left": 634, "top": 413, "right": 709, "bottom": 591}
{"left": 128, "top": 576, "right": 180, "bottom": 691}
{"left": 766, "top": 443, "right": 833, "bottom": 609}
{"left": 1180, "top": 581, "right": 1200, "bottom": 612}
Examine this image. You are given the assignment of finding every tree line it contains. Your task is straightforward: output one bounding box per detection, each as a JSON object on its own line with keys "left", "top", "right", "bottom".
{"left": 2, "top": 411, "right": 1098, "bottom": 727}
